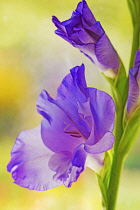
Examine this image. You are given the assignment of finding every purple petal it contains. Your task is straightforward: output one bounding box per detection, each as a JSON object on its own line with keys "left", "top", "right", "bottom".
{"left": 127, "top": 68, "right": 140, "bottom": 113}
{"left": 48, "top": 151, "right": 72, "bottom": 183}
{"left": 74, "top": 42, "right": 118, "bottom": 74}
{"left": 77, "top": 100, "right": 92, "bottom": 123}
{"left": 84, "top": 22, "right": 104, "bottom": 41}
{"left": 37, "top": 90, "right": 85, "bottom": 153}
{"left": 7, "top": 126, "right": 62, "bottom": 191}
{"left": 86, "top": 88, "right": 115, "bottom": 143}
{"left": 37, "top": 90, "right": 72, "bottom": 129}
{"left": 52, "top": 14, "right": 81, "bottom": 37}
{"left": 64, "top": 16, "right": 81, "bottom": 37}
{"left": 54, "top": 65, "right": 91, "bottom": 138}
{"left": 86, "top": 153, "right": 104, "bottom": 172}
{"left": 41, "top": 118, "right": 84, "bottom": 153}
{"left": 52, "top": 16, "right": 67, "bottom": 34}
{"left": 52, "top": 16, "right": 74, "bottom": 44}
{"left": 74, "top": 43, "right": 96, "bottom": 63}
{"left": 53, "top": 100, "right": 90, "bottom": 139}
{"left": 137, "top": 68, "right": 140, "bottom": 85}
{"left": 69, "top": 32, "right": 83, "bottom": 45}
{"left": 64, "top": 144, "right": 87, "bottom": 187}
{"left": 56, "top": 64, "right": 87, "bottom": 103}
{"left": 48, "top": 144, "right": 87, "bottom": 188}
{"left": 84, "top": 132, "right": 114, "bottom": 154}
{"left": 64, "top": 165, "right": 83, "bottom": 187}
{"left": 72, "top": 144, "right": 87, "bottom": 168}
{"left": 72, "top": 28, "right": 95, "bottom": 44}
{"left": 134, "top": 49, "right": 140, "bottom": 68}
{"left": 95, "top": 33, "right": 120, "bottom": 70}
{"left": 75, "top": 0, "right": 96, "bottom": 26}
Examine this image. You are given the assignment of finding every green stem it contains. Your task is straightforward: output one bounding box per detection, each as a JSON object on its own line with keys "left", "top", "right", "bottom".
{"left": 107, "top": 152, "right": 124, "bottom": 210}
{"left": 127, "top": 0, "right": 140, "bottom": 69}
{"left": 114, "top": 102, "right": 124, "bottom": 150}
{"left": 106, "top": 98, "right": 124, "bottom": 209}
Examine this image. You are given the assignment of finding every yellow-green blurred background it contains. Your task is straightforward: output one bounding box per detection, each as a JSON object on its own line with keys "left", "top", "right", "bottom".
{"left": 0, "top": 0, "right": 140, "bottom": 209}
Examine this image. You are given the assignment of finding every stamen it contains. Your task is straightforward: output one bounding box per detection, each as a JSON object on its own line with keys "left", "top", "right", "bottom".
{"left": 64, "top": 130, "right": 82, "bottom": 138}
{"left": 64, "top": 123, "right": 82, "bottom": 138}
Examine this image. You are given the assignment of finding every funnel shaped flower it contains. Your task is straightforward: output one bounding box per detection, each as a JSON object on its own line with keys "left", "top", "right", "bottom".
{"left": 52, "top": 0, "right": 120, "bottom": 77}
{"left": 127, "top": 50, "right": 140, "bottom": 113}
{"left": 7, "top": 64, "right": 115, "bottom": 191}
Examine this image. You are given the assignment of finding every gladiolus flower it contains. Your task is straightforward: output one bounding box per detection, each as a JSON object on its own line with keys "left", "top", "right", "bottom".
{"left": 7, "top": 64, "right": 115, "bottom": 191}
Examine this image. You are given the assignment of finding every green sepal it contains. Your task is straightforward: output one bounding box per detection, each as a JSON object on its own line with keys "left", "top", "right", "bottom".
{"left": 96, "top": 174, "right": 108, "bottom": 208}
{"left": 127, "top": 0, "right": 140, "bottom": 69}
{"left": 118, "top": 105, "right": 140, "bottom": 156}
{"left": 127, "top": 0, "right": 140, "bottom": 26}
{"left": 114, "top": 61, "right": 128, "bottom": 108}
{"left": 96, "top": 151, "right": 113, "bottom": 209}
{"left": 102, "top": 151, "right": 113, "bottom": 190}
{"left": 103, "top": 61, "right": 128, "bottom": 109}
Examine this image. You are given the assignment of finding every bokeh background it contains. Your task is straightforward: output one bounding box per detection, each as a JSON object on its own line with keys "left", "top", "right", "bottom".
{"left": 0, "top": 0, "right": 140, "bottom": 209}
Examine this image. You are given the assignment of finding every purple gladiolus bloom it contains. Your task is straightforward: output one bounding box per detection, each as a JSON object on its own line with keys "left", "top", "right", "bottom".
{"left": 127, "top": 49, "right": 140, "bottom": 113}
{"left": 7, "top": 64, "right": 115, "bottom": 191}
{"left": 52, "top": 0, "right": 120, "bottom": 78}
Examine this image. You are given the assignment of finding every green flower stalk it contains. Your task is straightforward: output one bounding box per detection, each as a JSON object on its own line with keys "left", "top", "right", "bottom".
{"left": 127, "top": 0, "right": 140, "bottom": 68}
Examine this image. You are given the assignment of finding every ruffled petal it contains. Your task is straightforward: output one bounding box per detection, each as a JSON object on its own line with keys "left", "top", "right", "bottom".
{"left": 48, "top": 151, "right": 72, "bottom": 183}
{"left": 86, "top": 153, "right": 104, "bottom": 172}
{"left": 37, "top": 90, "right": 71, "bottom": 129}
{"left": 85, "top": 132, "right": 114, "bottom": 154}
{"left": 48, "top": 144, "right": 87, "bottom": 188}
{"left": 64, "top": 144, "right": 87, "bottom": 187}
{"left": 7, "top": 126, "right": 62, "bottom": 191}
{"left": 86, "top": 88, "right": 115, "bottom": 142}
{"left": 56, "top": 64, "right": 87, "bottom": 103}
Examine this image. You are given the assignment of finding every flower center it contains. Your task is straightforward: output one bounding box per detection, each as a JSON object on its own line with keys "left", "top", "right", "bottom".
{"left": 64, "top": 123, "right": 82, "bottom": 138}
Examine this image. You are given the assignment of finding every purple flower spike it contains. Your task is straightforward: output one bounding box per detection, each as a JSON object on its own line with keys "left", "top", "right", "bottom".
{"left": 7, "top": 64, "right": 115, "bottom": 191}
{"left": 52, "top": 0, "right": 120, "bottom": 77}
{"left": 127, "top": 50, "right": 140, "bottom": 113}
